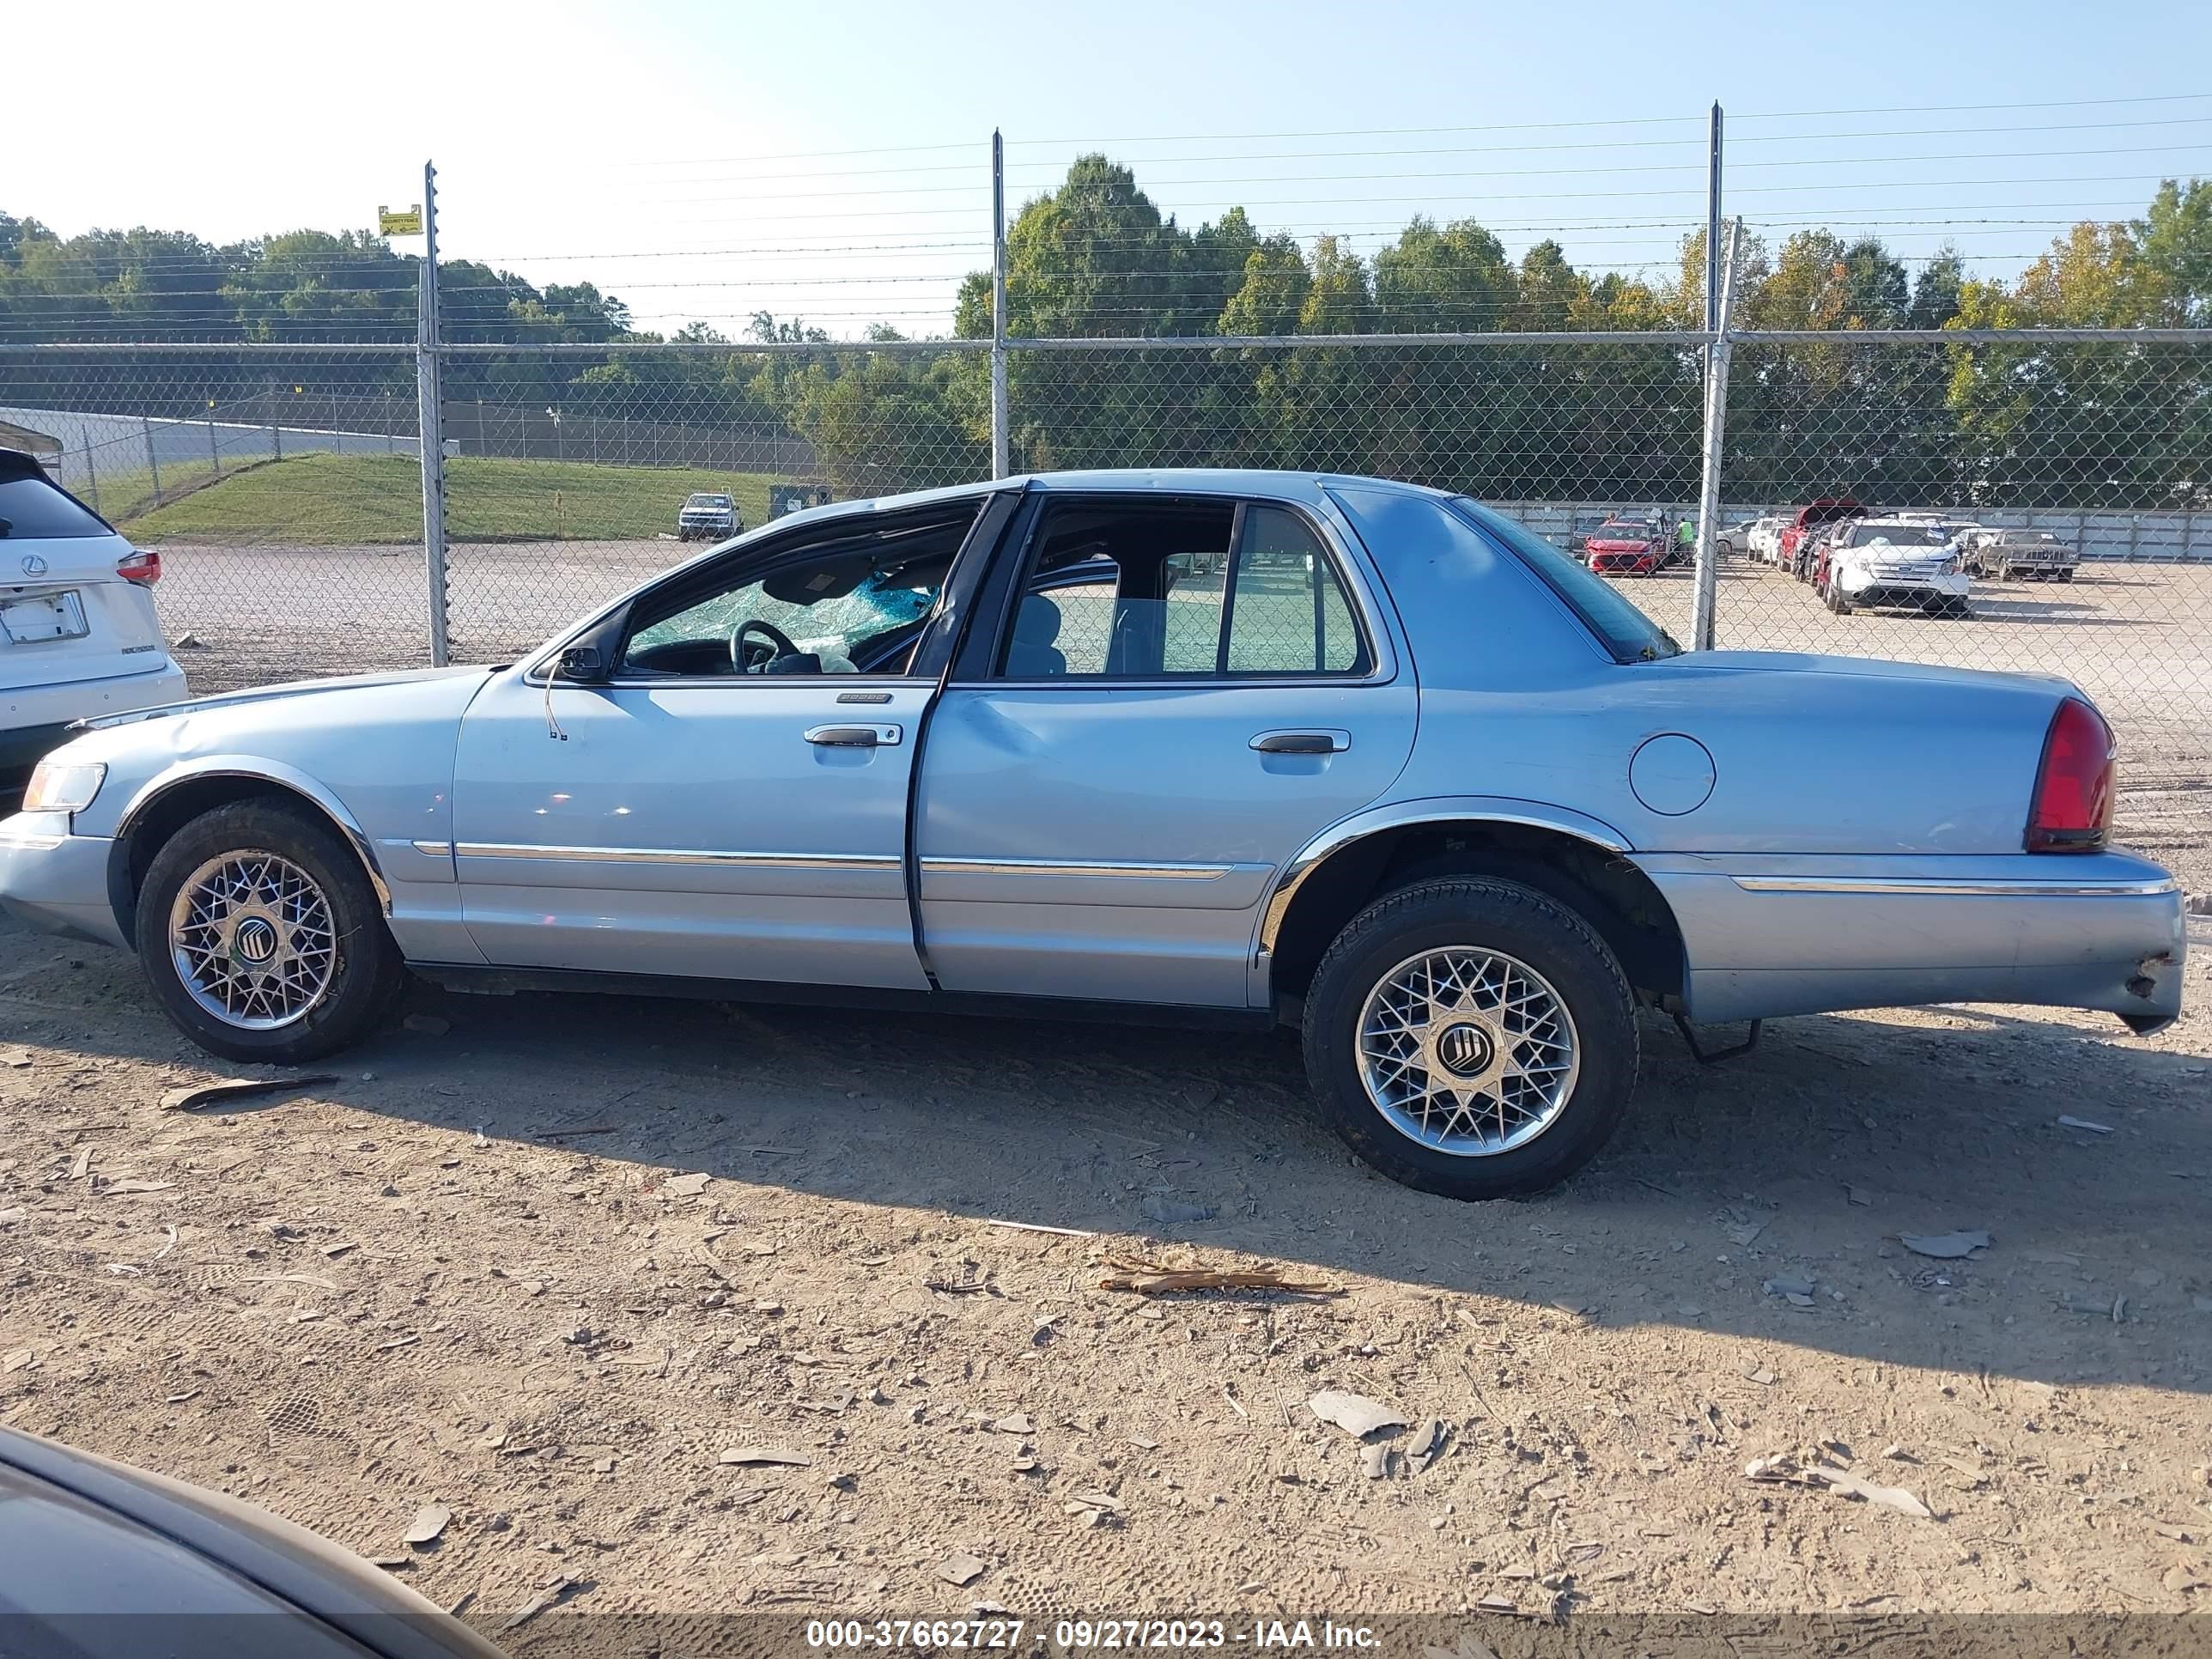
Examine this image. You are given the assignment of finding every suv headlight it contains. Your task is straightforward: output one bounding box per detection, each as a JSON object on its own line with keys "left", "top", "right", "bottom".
{"left": 22, "top": 759, "right": 106, "bottom": 814}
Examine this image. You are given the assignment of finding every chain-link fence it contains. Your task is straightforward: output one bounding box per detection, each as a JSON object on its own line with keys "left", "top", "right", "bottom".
{"left": 3, "top": 330, "right": 2207, "bottom": 887}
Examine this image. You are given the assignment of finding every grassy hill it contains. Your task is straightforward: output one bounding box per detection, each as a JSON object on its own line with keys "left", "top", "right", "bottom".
{"left": 122, "top": 453, "right": 781, "bottom": 544}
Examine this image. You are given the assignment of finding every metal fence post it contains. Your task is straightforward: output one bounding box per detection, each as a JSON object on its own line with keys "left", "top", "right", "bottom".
{"left": 417, "top": 160, "right": 451, "bottom": 667}
{"left": 208, "top": 414, "right": 222, "bottom": 477}
{"left": 82, "top": 435, "right": 100, "bottom": 515}
{"left": 1691, "top": 219, "right": 1744, "bottom": 653}
{"left": 143, "top": 415, "right": 162, "bottom": 505}
{"left": 990, "top": 129, "right": 1010, "bottom": 480}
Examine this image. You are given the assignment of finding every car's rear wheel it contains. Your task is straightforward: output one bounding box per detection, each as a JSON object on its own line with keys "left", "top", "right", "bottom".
{"left": 1302, "top": 878, "right": 1638, "bottom": 1200}
{"left": 136, "top": 800, "right": 404, "bottom": 1064}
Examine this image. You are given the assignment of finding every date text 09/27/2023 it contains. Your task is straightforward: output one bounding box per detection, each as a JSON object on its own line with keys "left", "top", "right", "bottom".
{"left": 804, "top": 1620, "right": 1384, "bottom": 1650}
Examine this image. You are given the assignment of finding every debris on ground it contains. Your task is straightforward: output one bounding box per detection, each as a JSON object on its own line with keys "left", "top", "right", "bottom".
{"left": 2057, "top": 1115, "right": 2116, "bottom": 1135}
{"left": 659, "top": 1171, "right": 712, "bottom": 1198}
{"left": 1748, "top": 1453, "right": 1934, "bottom": 1519}
{"left": 936, "top": 1553, "right": 988, "bottom": 1587}
{"left": 160, "top": 1074, "right": 337, "bottom": 1113}
{"left": 499, "top": 1574, "right": 578, "bottom": 1632}
{"left": 717, "top": 1447, "right": 811, "bottom": 1468}
{"left": 1307, "top": 1390, "right": 1407, "bottom": 1438}
{"left": 404, "top": 1504, "right": 452, "bottom": 1546}
{"left": 986, "top": 1218, "right": 1096, "bottom": 1238}
{"left": 1098, "top": 1255, "right": 1340, "bottom": 1297}
{"left": 1405, "top": 1419, "right": 1447, "bottom": 1474}
{"left": 1139, "top": 1194, "right": 1216, "bottom": 1225}
{"left": 1900, "top": 1229, "right": 1992, "bottom": 1259}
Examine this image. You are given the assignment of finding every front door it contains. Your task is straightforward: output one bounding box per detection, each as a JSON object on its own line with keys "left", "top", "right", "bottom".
{"left": 915, "top": 493, "right": 1417, "bottom": 1008}
{"left": 449, "top": 502, "right": 988, "bottom": 988}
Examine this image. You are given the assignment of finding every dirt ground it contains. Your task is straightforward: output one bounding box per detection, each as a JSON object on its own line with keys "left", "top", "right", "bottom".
{"left": 2, "top": 906, "right": 2209, "bottom": 1641}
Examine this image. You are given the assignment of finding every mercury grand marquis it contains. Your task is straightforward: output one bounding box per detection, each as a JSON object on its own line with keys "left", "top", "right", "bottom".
{"left": 0, "top": 471, "right": 2185, "bottom": 1199}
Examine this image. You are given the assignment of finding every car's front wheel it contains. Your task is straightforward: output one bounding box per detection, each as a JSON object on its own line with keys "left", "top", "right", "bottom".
{"left": 1302, "top": 878, "right": 1639, "bottom": 1200}
{"left": 136, "top": 800, "right": 404, "bottom": 1064}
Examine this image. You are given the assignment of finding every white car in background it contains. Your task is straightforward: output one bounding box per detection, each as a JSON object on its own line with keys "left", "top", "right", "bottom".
{"left": 0, "top": 450, "right": 185, "bottom": 788}
{"left": 1815, "top": 516, "right": 1974, "bottom": 617}
{"left": 1745, "top": 515, "right": 1786, "bottom": 563}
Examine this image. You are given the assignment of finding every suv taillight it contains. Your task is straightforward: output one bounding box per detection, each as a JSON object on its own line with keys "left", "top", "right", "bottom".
{"left": 116, "top": 548, "right": 161, "bottom": 586}
{"left": 2027, "top": 697, "right": 2114, "bottom": 852}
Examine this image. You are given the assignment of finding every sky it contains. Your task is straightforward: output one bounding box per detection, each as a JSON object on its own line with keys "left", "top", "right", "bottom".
{"left": 14, "top": 0, "right": 2212, "bottom": 337}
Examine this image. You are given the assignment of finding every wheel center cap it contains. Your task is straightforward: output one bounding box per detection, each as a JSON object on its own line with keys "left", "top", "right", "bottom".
{"left": 234, "top": 917, "right": 279, "bottom": 965}
{"left": 1434, "top": 1020, "right": 1495, "bottom": 1079}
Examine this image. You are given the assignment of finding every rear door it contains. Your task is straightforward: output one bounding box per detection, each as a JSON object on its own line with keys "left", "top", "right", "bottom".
{"left": 915, "top": 490, "right": 1417, "bottom": 1009}
{"left": 0, "top": 459, "right": 165, "bottom": 696}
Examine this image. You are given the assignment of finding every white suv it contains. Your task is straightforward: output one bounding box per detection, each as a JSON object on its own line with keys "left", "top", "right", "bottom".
{"left": 1, "top": 450, "right": 185, "bottom": 787}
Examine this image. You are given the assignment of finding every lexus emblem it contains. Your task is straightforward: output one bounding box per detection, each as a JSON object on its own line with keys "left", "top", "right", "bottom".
{"left": 1436, "top": 1022, "right": 1493, "bottom": 1079}
{"left": 20, "top": 554, "right": 47, "bottom": 577}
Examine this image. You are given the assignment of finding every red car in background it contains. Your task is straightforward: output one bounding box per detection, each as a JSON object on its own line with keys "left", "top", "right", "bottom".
{"left": 1582, "top": 515, "right": 1663, "bottom": 576}
{"left": 1778, "top": 497, "right": 1867, "bottom": 580}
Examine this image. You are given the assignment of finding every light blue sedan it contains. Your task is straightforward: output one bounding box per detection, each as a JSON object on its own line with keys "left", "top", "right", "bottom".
{"left": 0, "top": 471, "right": 2186, "bottom": 1199}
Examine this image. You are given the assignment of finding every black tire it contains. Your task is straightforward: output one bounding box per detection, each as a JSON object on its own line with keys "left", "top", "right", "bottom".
{"left": 1301, "top": 877, "right": 1639, "bottom": 1200}
{"left": 135, "top": 800, "right": 404, "bottom": 1064}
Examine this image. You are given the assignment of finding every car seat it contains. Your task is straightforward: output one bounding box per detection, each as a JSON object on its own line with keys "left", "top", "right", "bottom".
{"left": 1006, "top": 594, "right": 1066, "bottom": 676}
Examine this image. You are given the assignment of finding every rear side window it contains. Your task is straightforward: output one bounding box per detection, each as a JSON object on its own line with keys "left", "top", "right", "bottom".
{"left": 998, "top": 498, "right": 1370, "bottom": 679}
{"left": 0, "top": 474, "right": 112, "bottom": 540}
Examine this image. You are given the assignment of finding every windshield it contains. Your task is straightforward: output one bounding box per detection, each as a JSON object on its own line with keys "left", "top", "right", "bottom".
{"left": 1452, "top": 499, "right": 1680, "bottom": 662}
{"left": 685, "top": 494, "right": 732, "bottom": 508}
{"left": 1853, "top": 525, "right": 1950, "bottom": 549}
{"left": 1595, "top": 520, "right": 1647, "bottom": 536}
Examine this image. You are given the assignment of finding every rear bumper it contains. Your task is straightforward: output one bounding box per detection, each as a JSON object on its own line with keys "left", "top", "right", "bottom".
{"left": 1634, "top": 850, "right": 2186, "bottom": 1029}
{"left": 0, "top": 813, "right": 126, "bottom": 949}
{"left": 0, "top": 662, "right": 187, "bottom": 780}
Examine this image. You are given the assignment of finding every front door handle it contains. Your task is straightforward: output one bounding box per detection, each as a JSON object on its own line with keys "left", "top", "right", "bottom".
{"left": 805, "top": 723, "right": 902, "bottom": 748}
{"left": 1250, "top": 729, "right": 1351, "bottom": 755}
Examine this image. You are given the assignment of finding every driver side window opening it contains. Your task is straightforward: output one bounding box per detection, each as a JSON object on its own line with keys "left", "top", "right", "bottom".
{"left": 617, "top": 506, "right": 979, "bottom": 678}
{"left": 999, "top": 498, "right": 1370, "bottom": 680}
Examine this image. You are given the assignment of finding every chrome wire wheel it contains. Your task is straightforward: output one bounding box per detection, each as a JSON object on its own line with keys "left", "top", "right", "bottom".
{"left": 168, "top": 851, "right": 337, "bottom": 1030}
{"left": 1356, "top": 946, "right": 1581, "bottom": 1158}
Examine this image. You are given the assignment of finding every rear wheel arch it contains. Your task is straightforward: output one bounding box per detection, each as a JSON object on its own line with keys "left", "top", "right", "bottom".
{"left": 107, "top": 770, "right": 392, "bottom": 946}
{"left": 1264, "top": 817, "right": 1686, "bottom": 1012}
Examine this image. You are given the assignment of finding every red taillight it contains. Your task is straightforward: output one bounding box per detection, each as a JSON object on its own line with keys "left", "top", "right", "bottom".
{"left": 116, "top": 548, "right": 161, "bottom": 586}
{"left": 2027, "top": 697, "right": 2114, "bottom": 852}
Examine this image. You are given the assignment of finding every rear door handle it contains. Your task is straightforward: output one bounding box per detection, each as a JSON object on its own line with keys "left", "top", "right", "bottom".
{"left": 805, "top": 723, "right": 902, "bottom": 747}
{"left": 1250, "top": 729, "right": 1351, "bottom": 754}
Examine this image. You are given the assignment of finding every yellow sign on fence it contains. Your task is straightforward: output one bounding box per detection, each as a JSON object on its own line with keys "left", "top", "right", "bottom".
{"left": 378, "top": 204, "right": 423, "bottom": 236}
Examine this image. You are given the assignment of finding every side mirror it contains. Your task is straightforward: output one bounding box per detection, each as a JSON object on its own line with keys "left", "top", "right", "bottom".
{"left": 556, "top": 644, "right": 608, "bottom": 682}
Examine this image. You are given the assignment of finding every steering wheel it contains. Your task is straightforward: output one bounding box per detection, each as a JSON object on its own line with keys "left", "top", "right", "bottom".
{"left": 730, "top": 617, "right": 801, "bottom": 673}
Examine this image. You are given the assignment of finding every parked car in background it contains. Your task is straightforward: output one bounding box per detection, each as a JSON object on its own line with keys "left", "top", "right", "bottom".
{"left": 1562, "top": 512, "right": 1617, "bottom": 556}
{"left": 1582, "top": 515, "right": 1664, "bottom": 576}
{"left": 1972, "top": 527, "right": 2079, "bottom": 582}
{"left": 0, "top": 471, "right": 2183, "bottom": 1201}
{"left": 1815, "top": 517, "right": 1973, "bottom": 617}
{"left": 1780, "top": 498, "right": 1867, "bottom": 580}
{"left": 0, "top": 449, "right": 185, "bottom": 788}
{"left": 0, "top": 1424, "right": 506, "bottom": 1659}
{"left": 1744, "top": 515, "right": 1787, "bottom": 563}
{"left": 676, "top": 492, "right": 742, "bottom": 541}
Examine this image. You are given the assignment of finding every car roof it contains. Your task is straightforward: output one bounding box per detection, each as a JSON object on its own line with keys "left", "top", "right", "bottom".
{"left": 764, "top": 468, "right": 1444, "bottom": 533}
